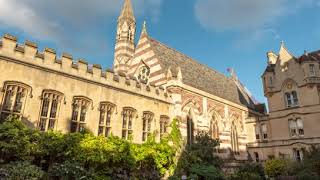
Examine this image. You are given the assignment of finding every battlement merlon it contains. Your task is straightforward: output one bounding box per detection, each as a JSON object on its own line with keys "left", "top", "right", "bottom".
{"left": 0, "top": 33, "right": 171, "bottom": 103}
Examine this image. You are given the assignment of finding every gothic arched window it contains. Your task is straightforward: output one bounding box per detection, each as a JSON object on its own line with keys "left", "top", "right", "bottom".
{"left": 0, "top": 82, "right": 31, "bottom": 121}
{"left": 98, "top": 102, "right": 115, "bottom": 137}
{"left": 122, "top": 107, "right": 135, "bottom": 140}
{"left": 137, "top": 66, "right": 150, "bottom": 83}
{"left": 70, "top": 96, "right": 91, "bottom": 133}
{"left": 38, "top": 90, "right": 63, "bottom": 131}
{"left": 142, "top": 111, "right": 154, "bottom": 142}
{"left": 160, "top": 115, "right": 169, "bottom": 138}
{"left": 210, "top": 115, "right": 219, "bottom": 139}
{"left": 230, "top": 121, "right": 239, "bottom": 154}
{"left": 187, "top": 111, "right": 194, "bottom": 145}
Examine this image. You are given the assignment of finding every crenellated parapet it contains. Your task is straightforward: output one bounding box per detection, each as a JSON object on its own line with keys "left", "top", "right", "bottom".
{"left": 0, "top": 33, "right": 171, "bottom": 103}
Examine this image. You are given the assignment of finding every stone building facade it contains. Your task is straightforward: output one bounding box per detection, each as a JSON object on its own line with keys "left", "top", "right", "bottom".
{"left": 247, "top": 43, "right": 320, "bottom": 162}
{"left": 3, "top": 0, "right": 305, "bottom": 162}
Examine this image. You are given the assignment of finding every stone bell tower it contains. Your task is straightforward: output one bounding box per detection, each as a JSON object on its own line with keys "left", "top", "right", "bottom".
{"left": 113, "top": 0, "right": 136, "bottom": 73}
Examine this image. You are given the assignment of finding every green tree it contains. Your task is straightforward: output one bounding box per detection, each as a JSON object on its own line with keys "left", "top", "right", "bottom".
{"left": 172, "top": 131, "right": 223, "bottom": 179}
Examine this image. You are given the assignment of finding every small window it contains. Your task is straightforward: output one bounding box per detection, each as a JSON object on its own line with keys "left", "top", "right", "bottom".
{"left": 122, "top": 108, "right": 135, "bottom": 140}
{"left": 142, "top": 111, "right": 153, "bottom": 142}
{"left": 137, "top": 66, "right": 150, "bottom": 83}
{"left": 255, "top": 125, "right": 260, "bottom": 140}
{"left": 70, "top": 97, "right": 91, "bottom": 133}
{"left": 160, "top": 115, "right": 169, "bottom": 138}
{"left": 38, "top": 90, "right": 62, "bottom": 131}
{"left": 309, "top": 64, "right": 316, "bottom": 76}
{"left": 98, "top": 102, "right": 115, "bottom": 137}
{"left": 285, "top": 91, "right": 299, "bottom": 107}
{"left": 269, "top": 76, "right": 273, "bottom": 86}
{"left": 0, "top": 82, "right": 30, "bottom": 121}
{"left": 261, "top": 124, "right": 268, "bottom": 140}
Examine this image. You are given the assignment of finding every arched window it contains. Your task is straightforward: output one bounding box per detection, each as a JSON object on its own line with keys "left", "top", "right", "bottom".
{"left": 0, "top": 82, "right": 31, "bottom": 121}
{"left": 230, "top": 121, "right": 239, "bottom": 154}
{"left": 38, "top": 90, "right": 63, "bottom": 131}
{"left": 160, "top": 115, "right": 169, "bottom": 138}
{"left": 98, "top": 102, "right": 115, "bottom": 137}
{"left": 187, "top": 111, "right": 194, "bottom": 145}
{"left": 70, "top": 96, "right": 91, "bottom": 133}
{"left": 285, "top": 91, "right": 298, "bottom": 107}
{"left": 210, "top": 115, "right": 219, "bottom": 139}
{"left": 142, "top": 111, "right": 154, "bottom": 142}
{"left": 137, "top": 66, "right": 150, "bottom": 83}
{"left": 122, "top": 107, "right": 135, "bottom": 140}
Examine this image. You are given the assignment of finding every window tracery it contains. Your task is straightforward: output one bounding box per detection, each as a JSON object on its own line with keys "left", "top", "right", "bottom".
{"left": 38, "top": 90, "right": 63, "bottom": 131}
{"left": 122, "top": 107, "right": 135, "bottom": 140}
{"left": 160, "top": 115, "right": 169, "bottom": 138}
{"left": 137, "top": 65, "right": 150, "bottom": 83}
{"left": 142, "top": 111, "right": 154, "bottom": 142}
{"left": 98, "top": 102, "right": 115, "bottom": 137}
{"left": 70, "top": 96, "right": 91, "bottom": 133}
{"left": 0, "top": 82, "right": 30, "bottom": 121}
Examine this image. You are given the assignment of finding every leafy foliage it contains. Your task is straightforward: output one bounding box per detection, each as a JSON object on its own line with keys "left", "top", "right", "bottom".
{"left": 229, "top": 162, "right": 264, "bottom": 180}
{"left": 1, "top": 161, "right": 45, "bottom": 180}
{"left": 171, "top": 131, "right": 223, "bottom": 179}
{"left": 264, "top": 158, "right": 288, "bottom": 177}
{"left": 0, "top": 117, "right": 183, "bottom": 179}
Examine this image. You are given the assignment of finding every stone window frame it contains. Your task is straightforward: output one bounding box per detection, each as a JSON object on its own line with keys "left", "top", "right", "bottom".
{"left": 254, "top": 124, "right": 260, "bottom": 141}
{"left": 160, "top": 115, "right": 169, "bottom": 138}
{"left": 142, "top": 111, "right": 154, "bottom": 142}
{"left": 210, "top": 114, "right": 219, "bottom": 140}
{"left": 261, "top": 123, "right": 268, "bottom": 140}
{"left": 0, "top": 81, "right": 32, "bottom": 121}
{"left": 293, "top": 148, "right": 304, "bottom": 162}
{"left": 122, "top": 107, "right": 136, "bottom": 140}
{"left": 309, "top": 64, "right": 316, "bottom": 77}
{"left": 70, "top": 96, "right": 92, "bottom": 133}
{"left": 136, "top": 65, "right": 150, "bottom": 83}
{"left": 288, "top": 118, "right": 304, "bottom": 137}
{"left": 38, "top": 90, "right": 63, "bottom": 131}
{"left": 284, "top": 91, "right": 299, "bottom": 108}
{"left": 98, "top": 102, "right": 116, "bottom": 137}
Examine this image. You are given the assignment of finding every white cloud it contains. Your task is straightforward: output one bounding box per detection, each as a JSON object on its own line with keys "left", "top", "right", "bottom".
{"left": 194, "top": 0, "right": 318, "bottom": 31}
{"left": 0, "top": 0, "right": 163, "bottom": 56}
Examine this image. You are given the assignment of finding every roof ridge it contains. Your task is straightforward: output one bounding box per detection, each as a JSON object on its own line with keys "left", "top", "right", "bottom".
{"left": 149, "top": 37, "right": 232, "bottom": 80}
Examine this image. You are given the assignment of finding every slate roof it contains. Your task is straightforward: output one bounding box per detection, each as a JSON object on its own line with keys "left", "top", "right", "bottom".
{"left": 149, "top": 38, "right": 256, "bottom": 108}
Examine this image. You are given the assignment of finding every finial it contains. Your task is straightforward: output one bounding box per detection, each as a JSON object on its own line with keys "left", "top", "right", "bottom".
{"left": 142, "top": 20, "right": 148, "bottom": 34}
{"left": 280, "top": 40, "right": 285, "bottom": 46}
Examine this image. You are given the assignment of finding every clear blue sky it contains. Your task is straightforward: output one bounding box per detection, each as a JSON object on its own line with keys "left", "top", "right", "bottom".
{"left": 0, "top": 0, "right": 320, "bottom": 103}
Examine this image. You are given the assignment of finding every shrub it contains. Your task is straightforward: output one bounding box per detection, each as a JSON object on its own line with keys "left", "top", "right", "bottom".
{"left": 1, "top": 161, "right": 45, "bottom": 180}
{"left": 264, "top": 158, "right": 288, "bottom": 177}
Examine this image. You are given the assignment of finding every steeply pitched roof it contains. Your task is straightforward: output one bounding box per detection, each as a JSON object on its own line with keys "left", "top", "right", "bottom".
{"left": 149, "top": 38, "right": 256, "bottom": 108}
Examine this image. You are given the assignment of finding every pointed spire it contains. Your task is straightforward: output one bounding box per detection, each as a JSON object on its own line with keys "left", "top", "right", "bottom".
{"left": 119, "top": 0, "right": 135, "bottom": 21}
{"left": 279, "top": 40, "right": 294, "bottom": 64}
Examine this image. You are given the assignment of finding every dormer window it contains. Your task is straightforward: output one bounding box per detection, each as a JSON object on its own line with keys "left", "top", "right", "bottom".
{"left": 285, "top": 91, "right": 298, "bottom": 107}
{"left": 137, "top": 66, "right": 150, "bottom": 83}
{"left": 309, "top": 64, "right": 316, "bottom": 76}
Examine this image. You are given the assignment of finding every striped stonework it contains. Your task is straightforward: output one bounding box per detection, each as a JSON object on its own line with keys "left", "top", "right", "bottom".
{"left": 113, "top": 0, "right": 136, "bottom": 73}
{"left": 128, "top": 32, "right": 166, "bottom": 86}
